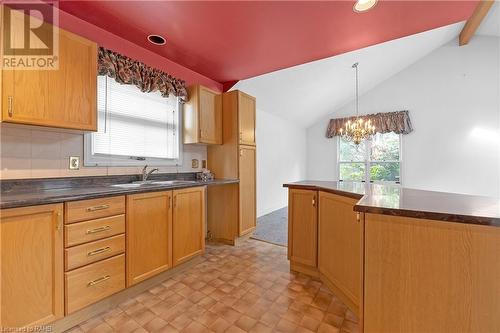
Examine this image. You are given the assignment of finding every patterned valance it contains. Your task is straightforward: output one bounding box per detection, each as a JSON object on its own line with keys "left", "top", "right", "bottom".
{"left": 97, "top": 47, "right": 188, "bottom": 102}
{"left": 326, "top": 110, "right": 413, "bottom": 138}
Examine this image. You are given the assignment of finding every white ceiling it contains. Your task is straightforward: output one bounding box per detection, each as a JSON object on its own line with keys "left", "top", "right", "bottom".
{"left": 233, "top": 22, "right": 464, "bottom": 128}
{"left": 476, "top": 1, "right": 500, "bottom": 37}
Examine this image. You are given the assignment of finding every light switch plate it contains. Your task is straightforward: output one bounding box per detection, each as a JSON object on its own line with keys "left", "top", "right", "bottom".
{"left": 191, "top": 159, "right": 199, "bottom": 168}
{"left": 69, "top": 156, "right": 80, "bottom": 170}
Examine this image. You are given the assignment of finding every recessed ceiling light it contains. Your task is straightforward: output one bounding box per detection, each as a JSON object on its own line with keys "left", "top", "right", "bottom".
{"left": 147, "top": 34, "right": 166, "bottom": 45}
{"left": 353, "top": 0, "right": 378, "bottom": 13}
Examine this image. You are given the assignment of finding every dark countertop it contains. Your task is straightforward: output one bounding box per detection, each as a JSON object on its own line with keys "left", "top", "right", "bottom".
{"left": 1, "top": 175, "right": 238, "bottom": 209}
{"left": 284, "top": 181, "right": 500, "bottom": 227}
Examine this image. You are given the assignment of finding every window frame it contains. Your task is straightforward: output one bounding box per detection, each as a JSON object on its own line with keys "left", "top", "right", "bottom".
{"left": 84, "top": 78, "right": 183, "bottom": 167}
{"left": 337, "top": 133, "right": 403, "bottom": 184}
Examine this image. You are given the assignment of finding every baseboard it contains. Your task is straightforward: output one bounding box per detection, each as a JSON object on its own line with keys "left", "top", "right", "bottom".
{"left": 319, "top": 272, "right": 359, "bottom": 317}
{"left": 290, "top": 261, "right": 320, "bottom": 277}
{"left": 51, "top": 256, "right": 203, "bottom": 332}
{"left": 289, "top": 262, "right": 360, "bottom": 317}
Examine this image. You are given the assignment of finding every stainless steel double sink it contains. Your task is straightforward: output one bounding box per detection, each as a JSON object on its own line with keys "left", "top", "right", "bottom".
{"left": 110, "top": 180, "right": 197, "bottom": 188}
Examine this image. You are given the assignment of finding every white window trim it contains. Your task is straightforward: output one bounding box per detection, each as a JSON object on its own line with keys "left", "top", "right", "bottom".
{"left": 337, "top": 134, "right": 403, "bottom": 184}
{"left": 84, "top": 92, "right": 183, "bottom": 168}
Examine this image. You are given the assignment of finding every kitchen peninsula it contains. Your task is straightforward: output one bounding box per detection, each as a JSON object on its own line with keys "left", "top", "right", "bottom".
{"left": 284, "top": 180, "right": 500, "bottom": 333}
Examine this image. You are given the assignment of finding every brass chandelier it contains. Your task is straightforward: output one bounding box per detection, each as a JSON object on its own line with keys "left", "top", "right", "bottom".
{"left": 340, "top": 63, "right": 375, "bottom": 145}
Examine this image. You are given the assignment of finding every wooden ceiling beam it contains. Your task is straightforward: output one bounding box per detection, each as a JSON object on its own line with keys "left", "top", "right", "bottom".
{"left": 459, "top": 0, "right": 494, "bottom": 46}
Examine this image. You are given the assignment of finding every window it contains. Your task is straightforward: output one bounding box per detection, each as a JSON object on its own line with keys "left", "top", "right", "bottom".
{"left": 84, "top": 76, "right": 181, "bottom": 166}
{"left": 338, "top": 132, "right": 402, "bottom": 183}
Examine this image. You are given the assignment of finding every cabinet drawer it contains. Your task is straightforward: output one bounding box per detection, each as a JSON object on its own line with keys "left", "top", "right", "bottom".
{"left": 65, "top": 254, "right": 125, "bottom": 314}
{"left": 65, "top": 234, "right": 125, "bottom": 271}
{"left": 65, "top": 196, "right": 125, "bottom": 224}
{"left": 65, "top": 214, "right": 125, "bottom": 247}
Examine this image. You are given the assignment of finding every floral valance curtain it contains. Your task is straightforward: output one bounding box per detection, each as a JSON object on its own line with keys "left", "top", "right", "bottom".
{"left": 326, "top": 110, "right": 413, "bottom": 138}
{"left": 97, "top": 47, "right": 188, "bottom": 103}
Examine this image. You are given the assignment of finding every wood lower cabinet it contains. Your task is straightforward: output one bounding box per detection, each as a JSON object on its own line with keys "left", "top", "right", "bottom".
{"left": 288, "top": 189, "right": 318, "bottom": 272}
{"left": 183, "top": 85, "right": 222, "bottom": 144}
{"left": 126, "top": 191, "right": 173, "bottom": 286}
{"left": 318, "top": 192, "right": 363, "bottom": 316}
{"left": 364, "top": 214, "right": 500, "bottom": 333}
{"left": 63, "top": 196, "right": 126, "bottom": 314}
{"left": 239, "top": 145, "right": 256, "bottom": 236}
{"left": 65, "top": 255, "right": 125, "bottom": 314}
{"left": 1, "top": 16, "right": 97, "bottom": 131}
{"left": 173, "top": 187, "right": 206, "bottom": 266}
{"left": 0, "top": 204, "right": 64, "bottom": 327}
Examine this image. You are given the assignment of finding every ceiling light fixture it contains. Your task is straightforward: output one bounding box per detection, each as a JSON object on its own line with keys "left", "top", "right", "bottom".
{"left": 339, "top": 63, "right": 376, "bottom": 145}
{"left": 147, "top": 34, "right": 166, "bottom": 45}
{"left": 353, "top": 0, "right": 378, "bottom": 13}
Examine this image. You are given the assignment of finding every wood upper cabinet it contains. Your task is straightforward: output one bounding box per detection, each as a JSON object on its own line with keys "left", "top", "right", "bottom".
{"left": 238, "top": 92, "right": 256, "bottom": 146}
{"left": 183, "top": 85, "right": 222, "bottom": 144}
{"left": 288, "top": 189, "right": 318, "bottom": 268}
{"left": 126, "top": 191, "right": 172, "bottom": 286}
{"left": 173, "top": 186, "right": 206, "bottom": 266}
{"left": 318, "top": 192, "right": 362, "bottom": 316}
{"left": 2, "top": 21, "right": 97, "bottom": 131}
{"left": 0, "top": 204, "right": 64, "bottom": 327}
{"left": 239, "top": 145, "right": 256, "bottom": 236}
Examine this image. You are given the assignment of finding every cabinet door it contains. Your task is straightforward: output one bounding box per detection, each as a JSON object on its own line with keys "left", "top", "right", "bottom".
{"left": 199, "top": 86, "right": 222, "bottom": 144}
{"left": 318, "top": 192, "right": 362, "bottom": 315}
{"left": 126, "top": 191, "right": 172, "bottom": 286}
{"left": 288, "top": 189, "right": 317, "bottom": 267}
{"left": 0, "top": 204, "right": 64, "bottom": 327}
{"left": 173, "top": 187, "right": 205, "bottom": 266}
{"left": 183, "top": 85, "right": 222, "bottom": 145}
{"left": 238, "top": 92, "right": 256, "bottom": 146}
{"left": 2, "top": 25, "right": 97, "bottom": 130}
{"left": 238, "top": 145, "right": 256, "bottom": 236}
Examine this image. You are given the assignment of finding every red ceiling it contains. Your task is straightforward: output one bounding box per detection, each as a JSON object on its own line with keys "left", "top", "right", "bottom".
{"left": 59, "top": 1, "right": 479, "bottom": 85}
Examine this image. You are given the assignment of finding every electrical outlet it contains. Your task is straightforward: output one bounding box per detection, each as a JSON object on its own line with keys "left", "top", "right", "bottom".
{"left": 202, "top": 160, "right": 207, "bottom": 169}
{"left": 69, "top": 156, "right": 80, "bottom": 170}
{"left": 191, "top": 159, "right": 199, "bottom": 168}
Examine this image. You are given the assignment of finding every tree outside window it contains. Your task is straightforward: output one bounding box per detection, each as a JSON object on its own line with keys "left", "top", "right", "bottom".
{"left": 338, "top": 132, "right": 401, "bottom": 183}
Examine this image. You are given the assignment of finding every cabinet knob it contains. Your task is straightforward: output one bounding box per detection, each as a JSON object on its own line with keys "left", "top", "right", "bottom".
{"left": 312, "top": 196, "right": 316, "bottom": 207}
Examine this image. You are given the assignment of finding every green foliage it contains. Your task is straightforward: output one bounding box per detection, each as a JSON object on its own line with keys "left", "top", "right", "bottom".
{"left": 339, "top": 163, "right": 365, "bottom": 181}
{"left": 370, "top": 163, "right": 400, "bottom": 181}
{"left": 339, "top": 132, "right": 400, "bottom": 182}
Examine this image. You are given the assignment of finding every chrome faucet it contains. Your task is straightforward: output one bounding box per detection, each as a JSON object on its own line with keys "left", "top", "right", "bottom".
{"left": 142, "top": 165, "right": 159, "bottom": 182}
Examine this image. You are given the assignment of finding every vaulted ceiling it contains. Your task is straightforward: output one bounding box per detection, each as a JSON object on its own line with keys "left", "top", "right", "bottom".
{"left": 60, "top": 1, "right": 480, "bottom": 85}
{"left": 233, "top": 22, "right": 465, "bottom": 127}
{"left": 476, "top": 0, "right": 500, "bottom": 37}
{"left": 233, "top": 1, "right": 499, "bottom": 127}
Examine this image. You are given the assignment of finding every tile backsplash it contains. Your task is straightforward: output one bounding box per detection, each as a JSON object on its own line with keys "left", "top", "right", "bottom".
{"left": 0, "top": 124, "right": 207, "bottom": 179}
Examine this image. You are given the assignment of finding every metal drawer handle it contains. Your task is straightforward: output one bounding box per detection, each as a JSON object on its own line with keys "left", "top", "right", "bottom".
{"left": 87, "top": 246, "right": 111, "bottom": 257}
{"left": 87, "top": 275, "right": 110, "bottom": 287}
{"left": 8, "top": 96, "right": 13, "bottom": 117}
{"left": 86, "top": 204, "right": 110, "bottom": 212}
{"left": 86, "top": 225, "right": 111, "bottom": 234}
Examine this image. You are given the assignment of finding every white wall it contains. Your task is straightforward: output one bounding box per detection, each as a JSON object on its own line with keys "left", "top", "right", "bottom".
{"left": 307, "top": 36, "right": 500, "bottom": 198}
{"left": 256, "top": 109, "right": 307, "bottom": 217}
